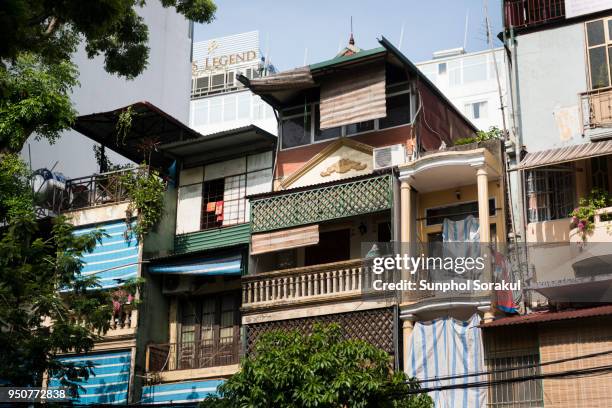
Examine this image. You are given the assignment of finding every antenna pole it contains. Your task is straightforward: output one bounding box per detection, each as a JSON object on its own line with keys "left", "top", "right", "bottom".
{"left": 399, "top": 22, "right": 405, "bottom": 51}
{"left": 463, "top": 10, "right": 469, "bottom": 50}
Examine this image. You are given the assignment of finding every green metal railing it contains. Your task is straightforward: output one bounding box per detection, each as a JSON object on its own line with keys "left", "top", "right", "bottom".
{"left": 250, "top": 174, "right": 392, "bottom": 233}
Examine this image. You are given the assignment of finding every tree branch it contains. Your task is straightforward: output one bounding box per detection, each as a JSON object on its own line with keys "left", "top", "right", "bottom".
{"left": 44, "top": 17, "right": 59, "bottom": 36}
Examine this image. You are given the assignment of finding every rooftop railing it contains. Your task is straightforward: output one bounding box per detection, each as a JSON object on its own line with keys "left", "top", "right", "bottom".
{"left": 504, "top": 0, "right": 565, "bottom": 30}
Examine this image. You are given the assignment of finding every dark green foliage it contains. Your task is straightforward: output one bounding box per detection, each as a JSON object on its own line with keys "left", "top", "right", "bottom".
{"left": 0, "top": 53, "right": 78, "bottom": 154}
{"left": 454, "top": 126, "right": 504, "bottom": 146}
{"left": 200, "top": 324, "right": 433, "bottom": 408}
{"left": 0, "top": 213, "right": 111, "bottom": 392}
{"left": 0, "top": 0, "right": 217, "bottom": 154}
{"left": 0, "top": 0, "right": 216, "bottom": 78}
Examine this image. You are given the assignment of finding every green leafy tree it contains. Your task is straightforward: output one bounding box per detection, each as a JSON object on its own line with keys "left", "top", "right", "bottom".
{"left": 0, "top": 0, "right": 217, "bottom": 154}
{"left": 0, "top": 0, "right": 216, "bottom": 78}
{"left": 0, "top": 212, "right": 112, "bottom": 390}
{"left": 200, "top": 324, "right": 433, "bottom": 408}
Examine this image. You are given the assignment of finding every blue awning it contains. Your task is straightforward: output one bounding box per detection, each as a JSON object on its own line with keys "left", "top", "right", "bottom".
{"left": 148, "top": 253, "right": 242, "bottom": 276}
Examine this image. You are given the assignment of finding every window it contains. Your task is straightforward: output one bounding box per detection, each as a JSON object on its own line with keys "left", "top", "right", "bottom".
{"left": 200, "top": 152, "right": 273, "bottom": 230}
{"left": 465, "top": 101, "right": 488, "bottom": 120}
{"left": 591, "top": 156, "right": 610, "bottom": 191}
{"left": 279, "top": 82, "right": 412, "bottom": 149}
{"left": 487, "top": 353, "right": 544, "bottom": 407}
{"left": 314, "top": 105, "right": 342, "bottom": 141}
{"left": 586, "top": 18, "right": 612, "bottom": 89}
{"left": 526, "top": 164, "right": 575, "bottom": 223}
{"left": 223, "top": 94, "right": 236, "bottom": 121}
{"left": 379, "top": 92, "right": 412, "bottom": 129}
{"left": 178, "top": 293, "right": 240, "bottom": 370}
{"left": 485, "top": 327, "right": 543, "bottom": 408}
{"left": 346, "top": 120, "right": 375, "bottom": 135}
{"left": 438, "top": 62, "right": 447, "bottom": 75}
{"left": 462, "top": 54, "right": 488, "bottom": 83}
{"left": 425, "top": 199, "right": 496, "bottom": 226}
{"left": 281, "top": 110, "right": 311, "bottom": 149}
{"left": 304, "top": 229, "right": 351, "bottom": 266}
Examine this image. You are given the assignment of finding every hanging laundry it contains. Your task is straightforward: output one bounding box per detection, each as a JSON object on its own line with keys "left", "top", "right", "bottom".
{"left": 206, "top": 201, "right": 216, "bottom": 212}
{"left": 492, "top": 249, "right": 519, "bottom": 314}
{"left": 216, "top": 214, "right": 224, "bottom": 222}
{"left": 215, "top": 201, "right": 224, "bottom": 215}
{"left": 442, "top": 215, "right": 481, "bottom": 266}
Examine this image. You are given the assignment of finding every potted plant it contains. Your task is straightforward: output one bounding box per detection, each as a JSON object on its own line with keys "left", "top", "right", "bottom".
{"left": 570, "top": 188, "right": 612, "bottom": 241}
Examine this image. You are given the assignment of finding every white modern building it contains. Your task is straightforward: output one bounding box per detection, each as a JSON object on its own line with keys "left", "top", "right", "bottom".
{"left": 417, "top": 47, "right": 510, "bottom": 132}
{"left": 23, "top": 1, "right": 192, "bottom": 177}
{"left": 189, "top": 31, "right": 277, "bottom": 135}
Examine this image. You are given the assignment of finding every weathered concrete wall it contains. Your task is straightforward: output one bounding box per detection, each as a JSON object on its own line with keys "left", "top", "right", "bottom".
{"left": 516, "top": 24, "right": 588, "bottom": 153}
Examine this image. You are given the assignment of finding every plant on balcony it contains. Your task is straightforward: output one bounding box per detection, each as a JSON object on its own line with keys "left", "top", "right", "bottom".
{"left": 454, "top": 126, "right": 504, "bottom": 146}
{"left": 121, "top": 167, "right": 166, "bottom": 239}
{"left": 200, "top": 324, "right": 433, "bottom": 408}
{"left": 110, "top": 277, "right": 144, "bottom": 328}
{"left": 570, "top": 188, "right": 612, "bottom": 241}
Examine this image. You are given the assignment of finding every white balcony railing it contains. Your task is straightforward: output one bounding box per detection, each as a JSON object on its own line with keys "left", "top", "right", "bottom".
{"left": 242, "top": 259, "right": 390, "bottom": 310}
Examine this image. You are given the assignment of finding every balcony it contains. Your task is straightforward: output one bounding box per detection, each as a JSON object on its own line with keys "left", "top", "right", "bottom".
{"left": 41, "top": 167, "right": 145, "bottom": 214}
{"left": 107, "top": 308, "right": 137, "bottom": 336}
{"left": 504, "top": 0, "right": 565, "bottom": 30}
{"left": 581, "top": 88, "right": 612, "bottom": 130}
{"left": 242, "top": 259, "right": 393, "bottom": 311}
{"left": 146, "top": 340, "right": 240, "bottom": 373}
{"left": 249, "top": 174, "right": 392, "bottom": 233}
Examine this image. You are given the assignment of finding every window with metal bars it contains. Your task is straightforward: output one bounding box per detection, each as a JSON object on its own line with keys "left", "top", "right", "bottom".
{"left": 178, "top": 292, "right": 241, "bottom": 370}
{"left": 486, "top": 353, "right": 544, "bottom": 408}
{"left": 526, "top": 164, "right": 575, "bottom": 223}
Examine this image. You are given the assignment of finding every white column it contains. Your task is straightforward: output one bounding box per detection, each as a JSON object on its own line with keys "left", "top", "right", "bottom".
{"left": 477, "top": 167, "right": 490, "bottom": 243}
{"left": 400, "top": 180, "right": 413, "bottom": 244}
{"left": 402, "top": 315, "right": 415, "bottom": 371}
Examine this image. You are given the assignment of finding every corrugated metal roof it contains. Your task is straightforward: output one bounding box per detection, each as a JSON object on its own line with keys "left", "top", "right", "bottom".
{"left": 518, "top": 140, "right": 612, "bottom": 170}
{"left": 238, "top": 66, "right": 315, "bottom": 93}
{"left": 480, "top": 305, "right": 612, "bottom": 328}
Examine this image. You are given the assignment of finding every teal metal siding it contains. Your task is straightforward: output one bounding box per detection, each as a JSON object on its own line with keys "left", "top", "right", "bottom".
{"left": 49, "top": 350, "right": 131, "bottom": 405}
{"left": 174, "top": 223, "right": 250, "bottom": 254}
{"left": 141, "top": 380, "right": 222, "bottom": 404}
{"left": 74, "top": 220, "right": 139, "bottom": 289}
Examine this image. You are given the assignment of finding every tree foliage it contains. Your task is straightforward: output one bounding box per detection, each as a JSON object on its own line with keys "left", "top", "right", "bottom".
{"left": 0, "top": 53, "right": 78, "bottom": 154}
{"left": 0, "top": 212, "right": 113, "bottom": 391}
{"left": 200, "top": 324, "right": 433, "bottom": 408}
{"left": 0, "top": 0, "right": 217, "bottom": 154}
{"left": 0, "top": 0, "right": 216, "bottom": 78}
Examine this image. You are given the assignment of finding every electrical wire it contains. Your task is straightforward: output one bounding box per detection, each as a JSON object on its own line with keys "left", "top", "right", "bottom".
{"left": 391, "top": 363, "right": 612, "bottom": 395}
{"left": 412, "top": 348, "right": 612, "bottom": 384}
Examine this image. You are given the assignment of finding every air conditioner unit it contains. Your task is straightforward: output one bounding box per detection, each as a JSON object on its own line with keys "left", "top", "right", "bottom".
{"left": 373, "top": 144, "right": 406, "bottom": 170}
{"left": 162, "top": 275, "right": 194, "bottom": 295}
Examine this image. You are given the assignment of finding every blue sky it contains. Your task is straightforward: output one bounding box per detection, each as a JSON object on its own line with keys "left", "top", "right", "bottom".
{"left": 193, "top": 0, "right": 504, "bottom": 70}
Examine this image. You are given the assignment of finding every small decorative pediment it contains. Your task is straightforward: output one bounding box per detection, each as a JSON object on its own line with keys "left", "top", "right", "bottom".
{"left": 281, "top": 138, "right": 374, "bottom": 189}
{"left": 320, "top": 158, "right": 367, "bottom": 177}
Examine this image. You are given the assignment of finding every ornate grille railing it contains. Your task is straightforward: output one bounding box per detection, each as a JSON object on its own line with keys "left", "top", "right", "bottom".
{"left": 250, "top": 174, "right": 392, "bottom": 233}
{"left": 147, "top": 339, "right": 240, "bottom": 372}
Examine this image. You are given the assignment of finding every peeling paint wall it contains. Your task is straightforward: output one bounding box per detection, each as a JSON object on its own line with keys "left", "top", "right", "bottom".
{"left": 515, "top": 24, "right": 588, "bottom": 152}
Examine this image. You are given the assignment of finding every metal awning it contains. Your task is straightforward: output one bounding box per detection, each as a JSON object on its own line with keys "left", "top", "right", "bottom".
{"left": 148, "top": 253, "right": 242, "bottom": 275}
{"left": 158, "top": 124, "right": 276, "bottom": 167}
{"left": 73, "top": 101, "right": 202, "bottom": 170}
{"left": 517, "top": 139, "right": 612, "bottom": 170}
